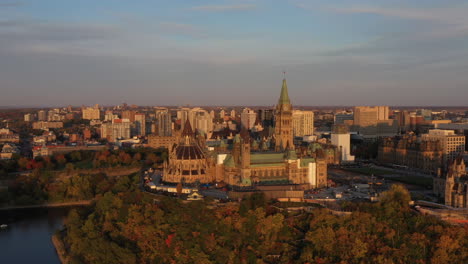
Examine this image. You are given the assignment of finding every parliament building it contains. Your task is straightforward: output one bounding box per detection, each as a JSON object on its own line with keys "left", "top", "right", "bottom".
{"left": 162, "top": 78, "right": 327, "bottom": 189}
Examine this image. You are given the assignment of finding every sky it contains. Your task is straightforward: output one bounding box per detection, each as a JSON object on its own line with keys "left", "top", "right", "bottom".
{"left": 1, "top": 0, "right": 468, "bottom": 107}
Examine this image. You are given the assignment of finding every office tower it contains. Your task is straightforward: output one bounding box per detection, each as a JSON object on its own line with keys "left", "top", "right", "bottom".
{"left": 274, "top": 78, "right": 293, "bottom": 151}
{"left": 157, "top": 111, "right": 172, "bottom": 137}
{"left": 194, "top": 109, "right": 213, "bottom": 136}
{"left": 422, "top": 129, "right": 465, "bottom": 162}
{"left": 219, "top": 109, "right": 226, "bottom": 119}
{"left": 82, "top": 105, "right": 100, "bottom": 120}
{"left": 122, "top": 110, "right": 136, "bottom": 122}
{"left": 101, "top": 119, "right": 131, "bottom": 142}
{"left": 354, "top": 106, "right": 389, "bottom": 127}
{"left": 38, "top": 110, "right": 47, "bottom": 121}
{"left": 394, "top": 110, "right": 411, "bottom": 131}
{"left": 209, "top": 110, "right": 215, "bottom": 119}
{"left": 334, "top": 112, "right": 353, "bottom": 125}
{"left": 104, "top": 110, "right": 118, "bottom": 121}
{"left": 331, "top": 125, "right": 355, "bottom": 162}
{"left": 258, "top": 109, "right": 274, "bottom": 127}
{"left": 240, "top": 108, "right": 257, "bottom": 130}
{"left": 230, "top": 109, "right": 236, "bottom": 118}
{"left": 134, "top": 113, "right": 146, "bottom": 136}
{"left": 292, "top": 110, "right": 314, "bottom": 137}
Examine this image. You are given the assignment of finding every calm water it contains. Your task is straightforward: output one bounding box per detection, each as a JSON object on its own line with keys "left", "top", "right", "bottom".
{"left": 0, "top": 208, "right": 69, "bottom": 264}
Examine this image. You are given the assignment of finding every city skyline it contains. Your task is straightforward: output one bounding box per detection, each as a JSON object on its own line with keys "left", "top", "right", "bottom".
{"left": 2, "top": 1, "right": 468, "bottom": 106}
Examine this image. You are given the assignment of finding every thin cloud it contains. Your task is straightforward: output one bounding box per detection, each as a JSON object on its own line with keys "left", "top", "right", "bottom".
{"left": 191, "top": 4, "right": 256, "bottom": 12}
{"left": 0, "top": 1, "right": 23, "bottom": 7}
{"left": 159, "top": 22, "right": 206, "bottom": 38}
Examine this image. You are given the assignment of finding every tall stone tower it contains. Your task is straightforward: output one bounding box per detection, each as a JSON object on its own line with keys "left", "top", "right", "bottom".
{"left": 274, "top": 78, "right": 294, "bottom": 151}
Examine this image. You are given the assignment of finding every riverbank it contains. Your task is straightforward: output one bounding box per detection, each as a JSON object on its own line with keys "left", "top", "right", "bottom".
{"left": 0, "top": 200, "right": 92, "bottom": 211}
{"left": 52, "top": 232, "right": 69, "bottom": 264}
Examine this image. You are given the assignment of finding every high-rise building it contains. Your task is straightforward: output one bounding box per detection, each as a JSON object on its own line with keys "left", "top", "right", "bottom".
{"left": 258, "top": 109, "right": 274, "bottom": 127}
{"left": 101, "top": 119, "right": 131, "bottom": 142}
{"left": 38, "top": 110, "right": 47, "bottom": 121}
{"left": 157, "top": 111, "right": 172, "bottom": 137}
{"left": 194, "top": 109, "right": 213, "bottom": 136}
{"left": 292, "top": 110, "right": 314, "bottom": 137}
{"left": 274, "top": 78, "right": 293, "bottom": 151}
{"left": 82, "top": 105, "right": 100, "bottom": 120}
{"left": 422, "top": 129, "right": 465, "bottom": 162}
{"left": 230, "top": 109, "right": 236, "bottom": 118}
{"left": 104, "top": 110, "right": 118, "bottom": 121}
{"left": 334, "top": 112, "right": 353, "bottom": 125}
{"left": 354, "top": 106, "right": 389, "bottom": 127}
{"left": 219, "top": 109, "right": 226, "bottom": 119}
{"left": 122, "top": 110, "right": 136, "bottom": 122}
{"left": 134, "top": 113, "right": 146, "bottom": 136}
{"left": 240, "top": 108, "right": 257, "bottom": 130}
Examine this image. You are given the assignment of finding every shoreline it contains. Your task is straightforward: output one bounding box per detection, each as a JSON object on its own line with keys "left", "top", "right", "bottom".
{"left": 0, "top": 200, "right": 93, "bottom": 211}
{"left": 52, "top": 232, "right": 69, "bottom": 264}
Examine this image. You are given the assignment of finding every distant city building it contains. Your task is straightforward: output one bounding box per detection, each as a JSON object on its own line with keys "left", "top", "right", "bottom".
{"left": 104, "top": 110, "right": 118, "bottom": 121}
{"left": 334, "top": 112, "right": 353, "bottom": 125}
{"left": 421, "top": 129, "right": 465, "bottom": 162}
{"left": 134, "top": 113, "right": 146, "bottom": 136}
{"left": 240, "top": 108, "right": 257, "bottom": 130}
{"left": 292, "top": 110, "right": 314, "bottom": 137}
{"left": 122, "top": 110, "right": 136, "bottom": 122}
{"left": 354, "top": 106, "right": 389, "bottom": 126}
{"left": 32, "top": 121, "right": 63, "bottom": 130}
{"left": 101, "top": 119, "right": 131, "bottom": 142}
{"left": 156, "top": 110, "right": 172, "bottom": 137}
{"left": 258, "top": 109, "right": 274, "bottom": 127}
{"left": 38, "top": 110, "right": 47, "bottom": 121}
{"left": 82, "top": 105, "right": 100, "bottom": 120}
{"left": 24, "top": 113, "right": 36, "bottom": 122}
{"left": 0, "top": 128, "right": 20, "bottom": 143}
{"left": 352, "top": 106, "right": 397, "bottom": 137}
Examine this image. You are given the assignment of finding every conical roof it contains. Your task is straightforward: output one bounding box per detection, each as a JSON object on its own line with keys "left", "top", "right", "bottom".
{"left": 182, "top": 119, "right": 194, "bottom": 137}
{"left": 278, "top": 78, "right": 291, "bottom": 105}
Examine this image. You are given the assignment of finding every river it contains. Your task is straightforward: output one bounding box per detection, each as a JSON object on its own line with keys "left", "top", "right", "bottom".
{"left": 0, "top": 208, "right": 70, "bottom": 264}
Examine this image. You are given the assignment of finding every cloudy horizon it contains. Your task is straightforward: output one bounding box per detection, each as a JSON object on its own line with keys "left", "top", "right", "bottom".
{"left": 1, "top": 0, "right": 468, "bottom": 107}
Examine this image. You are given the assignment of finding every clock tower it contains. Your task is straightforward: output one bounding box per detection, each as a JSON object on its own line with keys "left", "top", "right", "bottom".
{"left": 274, "top": 78, "right": 294, "bottom": 151}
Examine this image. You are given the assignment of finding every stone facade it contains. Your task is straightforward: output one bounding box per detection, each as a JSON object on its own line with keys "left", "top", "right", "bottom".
{"left": 161, "top": 78, "right": 328, "bottom": 189}
{"left": 378, "top": 134, "right": 443, "bottom": 174}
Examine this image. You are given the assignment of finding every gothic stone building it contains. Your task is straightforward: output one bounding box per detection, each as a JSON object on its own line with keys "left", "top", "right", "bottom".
{"left": 162, "top": 78, "right": 327, "bottom": 189}
{"left": 433, "top": 157, "right": 468, "bottom": 208}
{"left": 378, "top": 133, "right": 443, "bottom": 174}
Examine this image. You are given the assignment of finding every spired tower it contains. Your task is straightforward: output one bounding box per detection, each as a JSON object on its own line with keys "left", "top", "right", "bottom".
{"left": 274, "top": 77, "right": 294, "bottom": 151}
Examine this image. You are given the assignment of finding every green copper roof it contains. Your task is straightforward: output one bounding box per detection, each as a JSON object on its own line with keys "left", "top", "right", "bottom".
{"left": 300, "top": 158, "right": 316, "bottom": 168}
{"left": 250, "top": 153, "right": 284, "bottom": 164}
{"left": 223, "top": 154, "right": 235, "bottom": 168}
{"left": 285, "top": 149, "right": 298, "bottom": 160}
{"left": 278, "top": 78, "right": 291, "bottom": 105}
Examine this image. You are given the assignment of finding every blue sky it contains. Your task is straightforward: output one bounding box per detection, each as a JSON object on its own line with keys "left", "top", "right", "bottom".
{"left": 1, "top": 0, "right": 468, "bottom": 106}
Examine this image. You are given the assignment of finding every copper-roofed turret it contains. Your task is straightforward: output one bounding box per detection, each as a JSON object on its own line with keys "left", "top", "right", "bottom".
{"left": 278, "top": 78, "right": 291, "bottom": 106}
